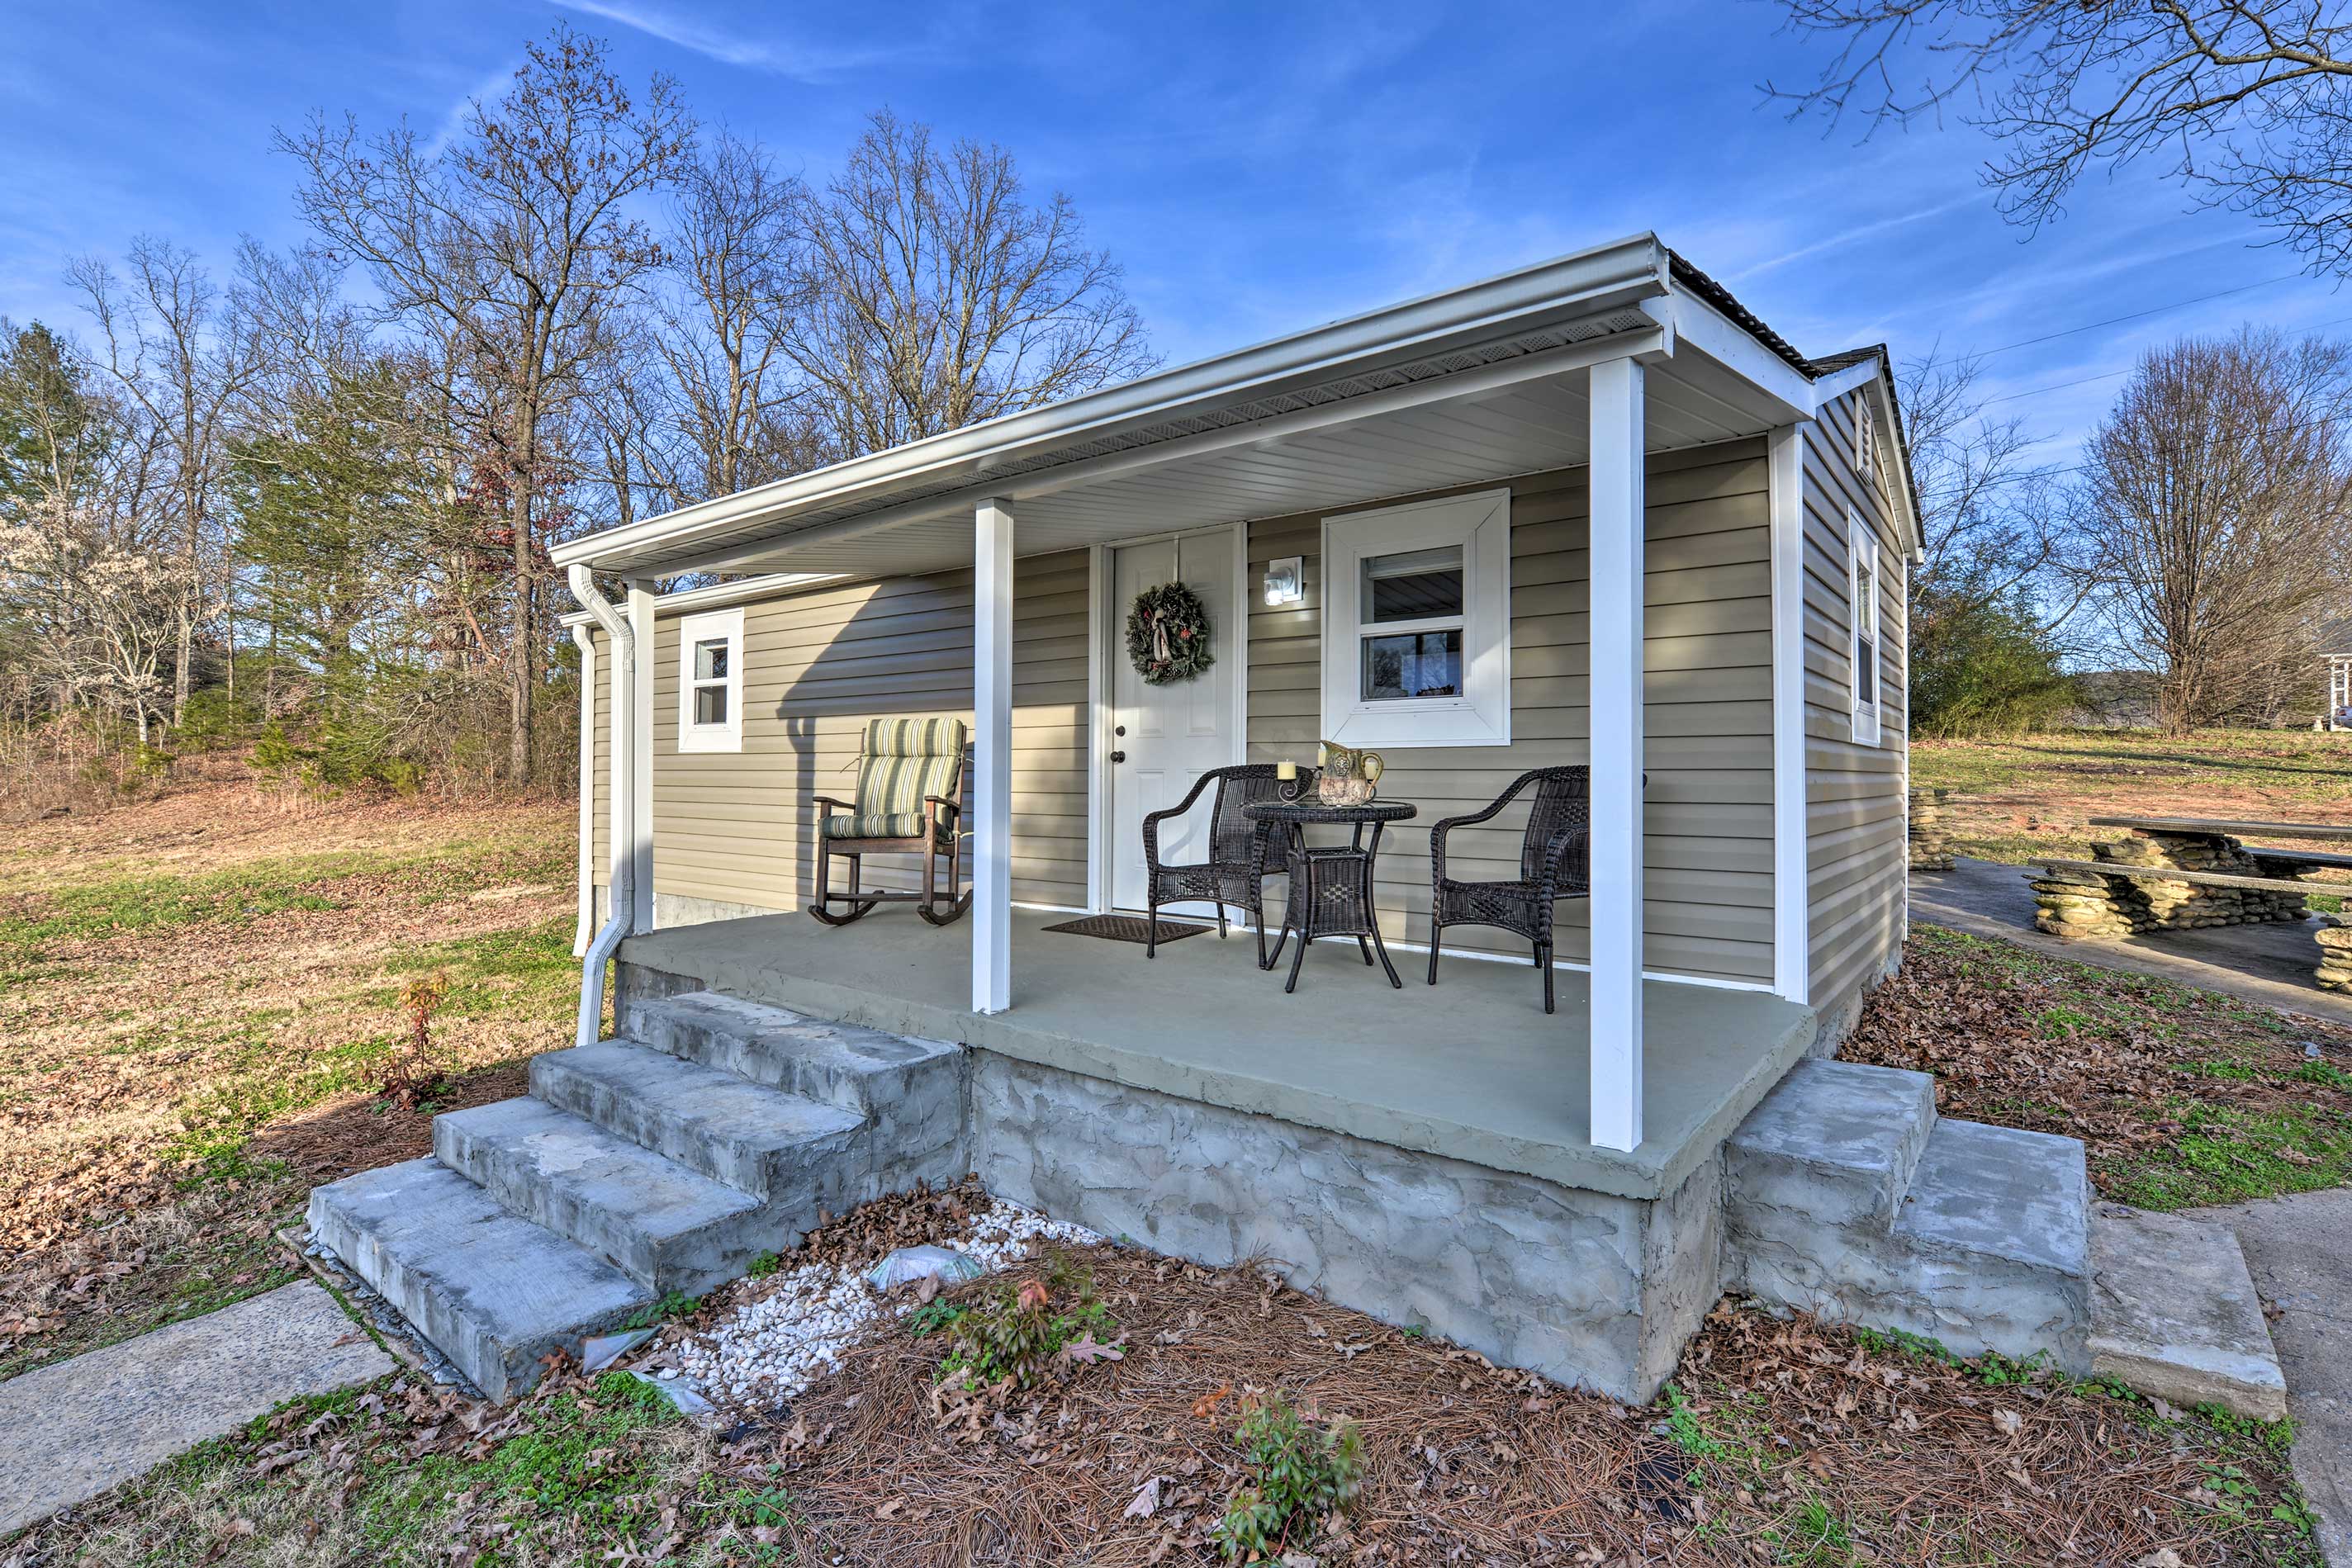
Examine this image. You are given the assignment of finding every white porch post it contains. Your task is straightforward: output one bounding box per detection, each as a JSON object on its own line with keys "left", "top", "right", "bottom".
{"left": 1767, "top": 424, "right": 1812, "bottom": 1005}
{"left": 1587, "top": 357, "right": 1645, "bottom": 1153}
{"left": 974, "top": 499, "right": 1015, "bottom": 1014}
{"left": 626, "top": 578, "right": 657, "bottom": 931}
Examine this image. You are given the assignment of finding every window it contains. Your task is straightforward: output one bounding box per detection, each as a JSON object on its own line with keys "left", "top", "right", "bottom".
{"left": 677, "top": 607, "right": 743, "bottom": 752}
{"left": 1321, "top": 489, "right": 1510, "bottom": 747}
{"left": 1847, "top": 508, "right": 1881, "bottom": 746}
{"left": 1855, "top": 395, "right": 1877, "bottom": 486}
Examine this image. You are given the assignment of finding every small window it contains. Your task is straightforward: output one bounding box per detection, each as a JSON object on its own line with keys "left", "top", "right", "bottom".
{"left": 677, "top": 607, "right": 744, "bottom": 752}
{"left": 1321, "top": 490, "right": 1510, "bottom": 747}
{"left": 1847, "top": 508, "right": 1881, "bottom": 746}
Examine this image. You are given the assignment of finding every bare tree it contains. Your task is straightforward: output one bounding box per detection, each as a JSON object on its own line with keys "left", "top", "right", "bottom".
{"left": 787, "top": 111, "right": 1156, "bottom": 457}
{"left": 2072, "top": 329, "right": 2352, "bottom": 730}
{"left": 1766, "top": 2, "right": 2352, "bottom": 272}
{"left": 652, "top": 132, "right": 823, "bottom": 502}
{"left": 1901, "top": 350, "right": 2072, "bottom": 616}
{"left": 68, "top": 237, "right": 258, "bottom": 722}
{"left": 278, "top": 24, "right": 695, "bottom": 783}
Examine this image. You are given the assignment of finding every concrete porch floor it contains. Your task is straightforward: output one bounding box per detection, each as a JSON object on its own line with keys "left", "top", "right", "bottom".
{"left": 618, "top": 908, "right": 1817, "bottom": 1201}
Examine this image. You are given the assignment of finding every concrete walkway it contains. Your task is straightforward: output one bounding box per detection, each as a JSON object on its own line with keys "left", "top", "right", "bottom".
{"left": 0, "top": 1280, "right": 394, "bottom": 1536}
{"left": 1912, "top": 858, "right": 2352, "bottom": 1028}
{"left": 2188, "top": 1190, "right": 2352, "bottom": 1566}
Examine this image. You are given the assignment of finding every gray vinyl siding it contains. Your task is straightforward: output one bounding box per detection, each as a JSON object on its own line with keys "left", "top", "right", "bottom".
{"left": 585, "top": 549, "right": 1091, "bottom": 917}
{"left": 1802, "top": 391, "right": 1909, "bottom": 1005}
{"left": 1245, "top": 438, "right": 1776, "bottom": 986}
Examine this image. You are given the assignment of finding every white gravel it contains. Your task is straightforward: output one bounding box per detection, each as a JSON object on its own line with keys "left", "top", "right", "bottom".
{"left": 665, "top": 1196, "right": 1099, "bottom": 1408}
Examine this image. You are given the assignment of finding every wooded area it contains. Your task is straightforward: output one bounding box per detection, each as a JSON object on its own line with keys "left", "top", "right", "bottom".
{"left": 0, "top": 26, "right": 1151, "bottom": 807}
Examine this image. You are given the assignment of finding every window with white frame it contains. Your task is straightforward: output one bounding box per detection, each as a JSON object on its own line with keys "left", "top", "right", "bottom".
{"left": 676, "top": 607, "right": 744, "bottom": 753}
{"left": 1320, "top": 488, "right": 1510, "bottom": 747}
{"left": 1847, "top": 508, "right": 1881, "bottom": 746}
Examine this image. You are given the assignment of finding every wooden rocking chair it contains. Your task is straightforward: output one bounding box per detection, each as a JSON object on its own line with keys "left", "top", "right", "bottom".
{"left": 810, "top": 718, "right": 973, "bottom": 926}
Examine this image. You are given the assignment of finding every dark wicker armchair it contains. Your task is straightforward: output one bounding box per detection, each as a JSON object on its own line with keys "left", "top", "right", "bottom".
{"left": 1141, "top": 763, "right": 1312, "bottom": 961}
{"left": 1426, "top": 765, "right": 1592, "bottom": 1013}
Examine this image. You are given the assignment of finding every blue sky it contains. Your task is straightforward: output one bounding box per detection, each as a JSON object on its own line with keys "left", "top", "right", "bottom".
{"left": 4, "top": 0, "right": 2345, "bottom": 467}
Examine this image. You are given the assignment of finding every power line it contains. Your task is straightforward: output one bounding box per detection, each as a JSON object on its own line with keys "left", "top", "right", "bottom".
{"left": 1918, "top": 403, "right": 2352, "bottom": 503}
{"left": 1970, "top": 273, "right": 2304, "bottom": 360}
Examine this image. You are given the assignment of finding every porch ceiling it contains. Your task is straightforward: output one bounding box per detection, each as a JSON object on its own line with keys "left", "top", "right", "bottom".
{"left": 683, "top": 348, "right": 1791, "bottom": 580}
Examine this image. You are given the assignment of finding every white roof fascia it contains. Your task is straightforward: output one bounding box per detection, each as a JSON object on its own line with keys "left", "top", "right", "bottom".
{"left": 557, "top": 571, "right": 840, "bottom": 629}
{"left": 551, "top": 233, "right": 1673, "bottom": 574}
{"left": 1809, "top": 357, "right": 1884, "bottom": 407}
{"left": 1656, "top": 287, "right": 1814, "bottom": 421}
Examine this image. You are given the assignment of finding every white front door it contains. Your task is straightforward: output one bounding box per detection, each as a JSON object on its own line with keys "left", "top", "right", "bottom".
{"left": 1108, "top": 529, "right": 1237, "bottom": 913}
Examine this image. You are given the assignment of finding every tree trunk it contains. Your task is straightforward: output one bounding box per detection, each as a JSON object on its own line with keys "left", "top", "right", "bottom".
{"left": 510, "top": 469, "right": 537, "bottom": 786}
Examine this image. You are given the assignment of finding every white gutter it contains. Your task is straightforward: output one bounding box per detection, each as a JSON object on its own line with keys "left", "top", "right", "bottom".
{"left": 567, "top": 562, "right": 635, "bottom": 1051}
{"left": 570, "top": 622, "right": 598, "bottom": 959}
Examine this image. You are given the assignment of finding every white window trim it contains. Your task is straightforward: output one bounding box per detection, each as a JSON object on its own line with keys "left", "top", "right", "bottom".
{"left": 1320, "top": 487, "right": 1510, "bottom": 749}
{"left": 676, "top": 606, "right": 744, "bottom": 754}
{"left": 1847, "top": 507, "right": 1882, "bottom": 746}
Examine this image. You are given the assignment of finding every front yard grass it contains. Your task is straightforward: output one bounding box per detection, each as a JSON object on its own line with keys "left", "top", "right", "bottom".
{"left": 0, "top": 778, "right": 577, "bottom": 1382}
{"left": 1911, "top": 729, "right": 2352, "bottom": 865}
{"left": 1847, "top": 925, "right": 2352, "bottom": 1207}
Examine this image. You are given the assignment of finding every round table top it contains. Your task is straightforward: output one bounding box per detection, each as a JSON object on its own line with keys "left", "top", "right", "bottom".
{"left": 1242, "top": 798, "right": 1418, "bottom": 825}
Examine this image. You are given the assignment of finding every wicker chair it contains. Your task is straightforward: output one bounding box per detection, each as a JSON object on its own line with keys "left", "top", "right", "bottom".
{"left": 1425, "top": 765, "right": 1592, "bottom": 1013}
{"left": 1141, "top": 764, "right": 1313, "bottom": 961}
{"left": 810, "top": 719, "right": 972, "bottom": 926}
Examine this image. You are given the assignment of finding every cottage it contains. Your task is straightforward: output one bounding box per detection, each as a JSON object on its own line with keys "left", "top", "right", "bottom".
{"left": 316, "top": 234, "right": 2149, "bottom": 1411}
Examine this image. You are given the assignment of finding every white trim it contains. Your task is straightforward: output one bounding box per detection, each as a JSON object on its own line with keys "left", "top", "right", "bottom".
{"left": 557, "top": 570, "right": 837, "bottom": 628}
{"left": 1846, "top": 506, "right": 1883, "bottom": 747}
{"left": 552, "top": 235, "right": 1672, "bottom": 574}
{"left": 1660, "top": 289, "right": 1812, "bottom": 419}
{"left": 1766, "top": 424, "right": 1811, "bottom": 1007}
{"left": 571, "top": 623, "right": 598, "bottom": 959}
{"left": 1807, "top": 357, "right": 1882, "bottom": 406}
{"left": 675, "top": 606, "right": 745, "bottom": 754}
{"left": 1319, "top": 489, "right": 1511, "bottom": 749}
{"left": 1894, "top": 545, "right": 1911, "bottom": 943}
{"left": 626, "top": 580, "right": 657, "bottom": 931}
{"left": 1086, "top": 522, "right": 1249, "bottom": 915}
{"left": 1085, "top": 543, "right": 1109, "bottom": 914}
{"left": 1586, "top": 354, "right": 1646, "bottom": 1154}
{"left": 973, "top": 499, "right": 1015, "bottom": 1014}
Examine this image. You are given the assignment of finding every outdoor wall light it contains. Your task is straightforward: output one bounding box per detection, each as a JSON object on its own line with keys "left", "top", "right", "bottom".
{"left": 1264, "top": 556, "right": 1303, "bottom": 607}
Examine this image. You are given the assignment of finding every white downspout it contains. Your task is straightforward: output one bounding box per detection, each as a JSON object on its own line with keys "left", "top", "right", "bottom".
{"left": 571, "top": 621, "right": 598, "bottom": 959}
{"left": 567, "top": 562, "right": 635, "bottom": 1050}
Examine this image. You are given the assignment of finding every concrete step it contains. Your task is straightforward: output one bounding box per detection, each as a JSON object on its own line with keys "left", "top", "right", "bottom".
{"left": 623, "top": 989, "right": 966, "bottom": 1181}
{"left": 1726, "top": 1059, "right": 1937, "bottom": 1228}
{"left": 1886, "top": 1119, "right": 2091, "bottom": 1368}
{"left": 433, "top": 1098, "right": 778, "bottom": 1296}
{"left": 307, "top": 1158, "right": 650, "bottom": 1401}
{"left": 1724, "top": 1059, "right": 2092, "bottom": 1371}
{"left": 531, "top": 1040, "right": 867, "bottom": 1201}
{"left": 2089, "top": 1203, "right": 2288, "bottom": 1422}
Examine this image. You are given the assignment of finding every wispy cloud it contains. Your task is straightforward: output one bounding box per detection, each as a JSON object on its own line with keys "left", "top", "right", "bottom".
{"left": 424, "top": 60, "right": 519, "bottom": 156}
{"left": 549, "top": 0, "right": 932, "bottom": 82}
{"left": 1724, "top": 192, "right": 1980, "bottom": 282}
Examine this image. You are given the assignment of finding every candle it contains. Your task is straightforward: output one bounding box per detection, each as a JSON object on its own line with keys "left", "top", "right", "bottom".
{"left": 1276, "top": 760, "right": 1297, "bottom": 781}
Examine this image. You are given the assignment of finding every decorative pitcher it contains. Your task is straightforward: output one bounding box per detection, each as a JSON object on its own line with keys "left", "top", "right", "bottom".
{"left": 1316, "top": 741, "right": 1386, "bottom": 806}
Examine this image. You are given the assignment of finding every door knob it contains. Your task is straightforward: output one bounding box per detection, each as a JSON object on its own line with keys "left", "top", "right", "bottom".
{"left": 1114, "top": 725, "right": 1126, "bottom": 737}
{"left": 1110, "top": 751, "right": 1127, "bottom": 763}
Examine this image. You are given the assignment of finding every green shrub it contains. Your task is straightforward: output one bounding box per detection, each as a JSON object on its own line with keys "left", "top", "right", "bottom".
{"left": 1212, "top": 1394, "right": 1364, "bottom": 1561}
{"left": 936, "top": 1271, "right": 1120, "bottom": 1390}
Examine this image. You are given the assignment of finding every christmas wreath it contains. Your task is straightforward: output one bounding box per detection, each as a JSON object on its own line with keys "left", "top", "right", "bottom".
{"left": 1125, "top": 581, "right": 1215, "bottom": 685}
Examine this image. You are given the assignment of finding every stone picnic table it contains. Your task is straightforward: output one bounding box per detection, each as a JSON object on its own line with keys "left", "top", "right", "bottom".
{"left": 2027, "top": 815, "right": 2352, "bottom": 992}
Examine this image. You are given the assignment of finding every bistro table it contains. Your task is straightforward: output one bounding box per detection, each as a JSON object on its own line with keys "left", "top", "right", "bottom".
{"left": 1242, "top": 798, "right": 1419, "bottom": 994}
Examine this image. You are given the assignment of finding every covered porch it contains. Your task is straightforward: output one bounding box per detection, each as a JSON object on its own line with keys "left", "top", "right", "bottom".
{"left": 617, "top": 907, "right": 1817, "bottom": 1202}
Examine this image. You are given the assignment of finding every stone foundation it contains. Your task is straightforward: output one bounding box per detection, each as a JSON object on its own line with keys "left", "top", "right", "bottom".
{"left": 2032, "top": 831, "right": 2308, "bottom": 939}
{"left": 969, "top": 1052, "right": 1723, "bottom": 1404}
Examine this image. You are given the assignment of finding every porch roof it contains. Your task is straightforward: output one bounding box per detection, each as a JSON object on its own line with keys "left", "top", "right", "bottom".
{"left": 618, "top": 908, "right": 1818, "bottom": 1201}
{"left": 553, "top": 233, "right": 1899, "bottom": 584}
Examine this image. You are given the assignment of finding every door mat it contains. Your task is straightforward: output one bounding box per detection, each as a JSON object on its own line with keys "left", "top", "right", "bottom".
{"left": 1040, "top": 913, "right": 1211, "bottom": 945}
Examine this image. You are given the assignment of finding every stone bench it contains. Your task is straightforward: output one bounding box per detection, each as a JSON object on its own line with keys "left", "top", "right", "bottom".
{"left": 2030, "top": 857, "right": 2351, "bottom": 993}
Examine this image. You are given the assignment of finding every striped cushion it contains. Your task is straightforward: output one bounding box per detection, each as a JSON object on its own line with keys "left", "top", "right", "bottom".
{"left": 852, "top": 718, "right": 965, "bottom": 823}
{"left": 820, "top": 810, "right": 948, "bottom": 843}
